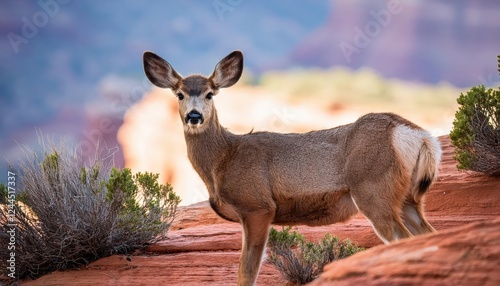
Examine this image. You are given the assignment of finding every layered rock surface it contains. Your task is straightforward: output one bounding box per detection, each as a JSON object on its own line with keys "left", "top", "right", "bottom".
{"left": 310, "top": 219, "right": 500, "bottom": 286}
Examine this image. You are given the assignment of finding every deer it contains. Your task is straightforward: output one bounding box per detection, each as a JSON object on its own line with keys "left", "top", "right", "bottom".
{"left": 142, "top": 50, "right": 442, "bottom": 286}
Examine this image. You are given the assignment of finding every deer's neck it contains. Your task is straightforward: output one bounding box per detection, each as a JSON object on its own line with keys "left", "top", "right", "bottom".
{"left": 184, "top": 110, "right": 233, "bottom": 191}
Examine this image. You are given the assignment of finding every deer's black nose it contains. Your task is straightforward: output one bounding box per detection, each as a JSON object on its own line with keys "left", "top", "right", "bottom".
{"left": 185, "top": 110, "right": 204, "bottom": 124}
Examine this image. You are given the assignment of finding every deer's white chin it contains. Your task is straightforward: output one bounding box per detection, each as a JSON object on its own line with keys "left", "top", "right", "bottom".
{"left": 184, "top": 123, "right": 206, "bottom": 134}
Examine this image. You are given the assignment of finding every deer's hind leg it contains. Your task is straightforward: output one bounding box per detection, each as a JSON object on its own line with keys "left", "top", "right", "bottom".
{"left": 350, "top": 181, "right": 413, "bottom": 244}
{"left": 402, "top": 197, "right": 435, "bottom": 235}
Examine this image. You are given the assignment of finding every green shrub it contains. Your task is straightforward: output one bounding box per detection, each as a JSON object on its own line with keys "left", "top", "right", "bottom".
{"left": 450, "top": 85, "right": 500, "bottom": 176}
{"left": 267, "top": 227, "right": 364, "bottom": 285}
{"left": 0, "top": 141, "right": 180, "bottom": 281}
{"left": 105, "top": 168, "right": 180, "bottom": 252}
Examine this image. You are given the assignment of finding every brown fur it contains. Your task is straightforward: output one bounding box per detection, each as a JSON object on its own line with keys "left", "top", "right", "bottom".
{"left": 143, "top": 50, "right": 442, "bottom": 286}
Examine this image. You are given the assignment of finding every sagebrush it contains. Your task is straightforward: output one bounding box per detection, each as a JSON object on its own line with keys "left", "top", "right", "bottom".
{"left": 450, "top": 84, "right": 500, "bottom": 176}
{"left": 0, "top": 142, "right": 180, "bottom": 281}
{"left": 267, "top": 227, "right": 364, "bottom": 285}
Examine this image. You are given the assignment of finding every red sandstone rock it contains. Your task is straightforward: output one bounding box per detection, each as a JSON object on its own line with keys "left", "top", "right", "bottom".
{"left": 309, "top": 219, "right": 500, "bottom": 286}
{"left": 22, "top": 136, "right": 500, "bottom": 285}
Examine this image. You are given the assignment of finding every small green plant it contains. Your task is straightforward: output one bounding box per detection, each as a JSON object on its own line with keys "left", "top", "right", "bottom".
{"left": 0, "top": 141, "right": 180, "bottom": 281}
{"left": 267, "top": 227, "right": 364, "bottom": 285}
{"left": 450, "top": 84, "right": 500, "bottom": 176}
{"left": 105, "top": 168, "right": 181, "bottom": 252}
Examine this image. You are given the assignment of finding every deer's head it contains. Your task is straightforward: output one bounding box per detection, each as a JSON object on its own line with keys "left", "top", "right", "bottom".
{"left": 143, "top": 51, "right": 243, "bottom": 134}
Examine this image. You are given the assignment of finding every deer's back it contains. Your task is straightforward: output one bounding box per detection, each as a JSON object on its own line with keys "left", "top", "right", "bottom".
{"left": 212, "top": 112, "right": 425, "bottom": 223}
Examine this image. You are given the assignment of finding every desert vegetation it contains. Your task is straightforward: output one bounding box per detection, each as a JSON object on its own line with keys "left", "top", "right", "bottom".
{"left": 267, "top": 227, "right": 364, "bottom": 285}
{"left": 0, "top": 141, "right": 180, "bottom": 281}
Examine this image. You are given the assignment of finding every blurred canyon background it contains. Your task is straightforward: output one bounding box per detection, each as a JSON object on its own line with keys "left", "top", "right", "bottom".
{"left": 1, "top": 0, "right": 499, "bottom": 205}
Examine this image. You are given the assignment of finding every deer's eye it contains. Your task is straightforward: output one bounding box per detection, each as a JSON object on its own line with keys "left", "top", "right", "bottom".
{"left": 206, "top": 92, "right": 213, "bottom": 100}
{"left": 176, "top": 93, "right": 184, "bottom": 100}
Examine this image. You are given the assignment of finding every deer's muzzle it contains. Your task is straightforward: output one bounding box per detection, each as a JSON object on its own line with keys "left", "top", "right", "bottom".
{"left": 185, "top": 110, "right": 204, "bottom": 125}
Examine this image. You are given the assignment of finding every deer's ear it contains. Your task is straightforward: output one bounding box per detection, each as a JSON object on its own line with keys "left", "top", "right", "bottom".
{"left": 210, "top": 51, "right": 243, "bottom": 89}
{"left": 143, "top": 51, "right": 182, "bottom": 89}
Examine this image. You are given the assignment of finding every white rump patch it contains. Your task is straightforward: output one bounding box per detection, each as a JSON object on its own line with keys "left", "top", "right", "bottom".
{"left": 392, "top": 125, "right": 428, "bottom": 173}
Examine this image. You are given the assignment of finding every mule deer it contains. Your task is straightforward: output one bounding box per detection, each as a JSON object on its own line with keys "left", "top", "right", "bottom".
{"left": 143, "top": 50, "right": 441, "bottom": 285}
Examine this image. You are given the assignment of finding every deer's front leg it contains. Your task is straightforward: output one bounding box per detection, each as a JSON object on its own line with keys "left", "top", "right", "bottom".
{"left": 237, "top": 211, "right": 274, "bottom": 286}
